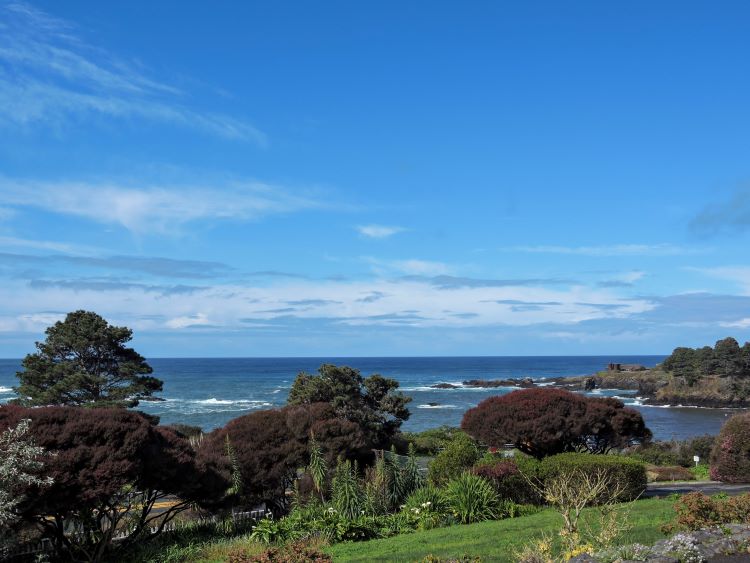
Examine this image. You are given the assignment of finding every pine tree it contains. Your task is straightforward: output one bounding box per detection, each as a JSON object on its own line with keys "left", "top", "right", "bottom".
{"left": 14, "top": 311, "right": 162, "bottom": 408}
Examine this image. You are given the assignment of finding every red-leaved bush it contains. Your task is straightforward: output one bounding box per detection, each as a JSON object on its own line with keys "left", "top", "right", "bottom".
{"left": 199, "top": 402, "right": 368, "bottom": 512}
{"left": 0, "top": 405, "right": 227, "bottom": 562}
{"left": 710, "top": 412, "right": 750, "bottom": 483}
{"left": 461, "top": 388, "right": 651, "bottom": 459}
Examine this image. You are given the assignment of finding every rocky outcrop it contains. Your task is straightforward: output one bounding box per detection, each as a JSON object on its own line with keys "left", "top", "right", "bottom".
{"left": 569, "top": 524, "right": 750, "bottom": 562}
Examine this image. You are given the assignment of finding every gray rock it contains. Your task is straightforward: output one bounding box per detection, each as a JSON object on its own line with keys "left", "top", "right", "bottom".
{"left": 567, "top": 555, "right": 598, "bottom": 563}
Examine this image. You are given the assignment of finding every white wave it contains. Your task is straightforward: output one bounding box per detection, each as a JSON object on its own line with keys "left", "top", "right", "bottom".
{"left": 195, "top": 398, "right": 234, "bottom": 405}
{"left": 417, "top": 404, "right": 459, "bottom": 409}
{"left": 272, "top": 389, "right": 282, "bottom": 394}
{"left": 0, "top": 386, "right": 13, "bottom": 394}
{"left": 536, "top": 382, "right": 554, "bottom": 387}
{"left": 193, "top": 398, "right": 272, "bottom": 406}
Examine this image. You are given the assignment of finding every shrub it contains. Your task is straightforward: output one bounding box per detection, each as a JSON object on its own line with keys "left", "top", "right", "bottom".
{"left": 444, "top": 473, "right": 499, "bottom": 524}
{"left": 663, "top": 491, "right": 750, "bottom": 533}
{"left": 711, "top": 413, "right": 750, "bottom": 483}
{"left": 428, "top": 432, "right": 480, "bottom": 485}
{"left": 403, "top": 485, "right": 449, "bottom": 514}
{"left": 462, "top": 388, "right": 651, "bottom": 459}
{"left": 0, "top": 405, "right": 227, "bottom": 562}
{"left": 628, "top": 435, "right": 716, "bottom": 467}
{"left": 402, "top": 426, "right": 464, "bottom": 455}
{"left": 539, "top": 453, "right": 647, "bottom": 501}
{"left": 232, "top": 540, "right": 332, "bottom": 562}
{"left": 645, "top": 465, "right": 695, "bottom": 482}
{"left": 471, "top": 457, "right": 540, "bottom": 504}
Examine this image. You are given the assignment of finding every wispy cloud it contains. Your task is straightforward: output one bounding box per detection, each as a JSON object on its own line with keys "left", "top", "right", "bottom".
{"left": 690, "top": 188, "right": 750, "bottom": 236}
{"left": 363, "top": 257, "right": 452, "bottom": 276}
{"left": 0, "top": 251, "right": 232, "bottom": 278}
{"left": 403, "top": 275, "right": 577, "bottom": 289}
{"left": 503, "top": 244, "right": 704, "bottom": 257}
{"left": 0, "top": 176, "right": 325, "bottom": 234}
{"left": 356, "top": 224, "right": 405, "bottom": 239}
{"left": 0, "top": 1, "right": 266, "bottom": 143}
{"left": 688, "top": 266, "right": 750, "bottom": 294}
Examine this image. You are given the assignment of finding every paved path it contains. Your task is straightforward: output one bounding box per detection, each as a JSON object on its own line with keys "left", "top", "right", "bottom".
{"left": 645, "top": 481, "right": 750, "bottom": 497}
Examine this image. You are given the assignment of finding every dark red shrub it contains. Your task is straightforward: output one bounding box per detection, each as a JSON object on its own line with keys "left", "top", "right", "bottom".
{"left": 461, "top": 388, "right": 651, "bottom": 459}
{"left": 710, "top": 412, "right": 750, "bottom": 483}
{"left": 200, "top": 402, "right": 369, "bottom": 512}
{"left": 0, "top": 405, "right": 227, "bottom": 561}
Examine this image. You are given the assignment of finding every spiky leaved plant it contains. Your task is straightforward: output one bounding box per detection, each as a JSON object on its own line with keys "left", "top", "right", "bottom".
{"left": 307, "top": 434, "right": 328, "bottom": 502}
{"left": 402, "top": 442, "right": 425, "bottom": 498}
{"left": 224, "top": 434, "right": 243, "bottom": 497}
{"left": 331, "top": 457, "right": 363, "bottom": 520}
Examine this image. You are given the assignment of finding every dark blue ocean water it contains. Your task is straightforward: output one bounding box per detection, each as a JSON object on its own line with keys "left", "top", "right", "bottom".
{"left": 0, "top": 356, "right": 743, "bottom": 440}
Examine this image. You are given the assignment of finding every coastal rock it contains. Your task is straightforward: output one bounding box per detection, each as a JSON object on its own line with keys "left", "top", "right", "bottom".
{"left": 583, "top": 377, "right": 597, "bottom": 391}
{"left": 431, "top": 383, "right": 460, "bottom": 389}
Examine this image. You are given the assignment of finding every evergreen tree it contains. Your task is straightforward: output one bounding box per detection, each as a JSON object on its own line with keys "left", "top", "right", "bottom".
{"left": 14, "top": 310, "right": 162, "bottom": 408}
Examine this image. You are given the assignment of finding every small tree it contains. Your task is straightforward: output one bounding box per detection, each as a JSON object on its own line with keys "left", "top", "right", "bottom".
{"left": 288, "top": 364, "right": 411, "bottom": 452}
{"left": 14, "top": 310, "right": 162, "bottom": 408}
{"left": 0, "top": 419, "right": 52, "bottom": 552}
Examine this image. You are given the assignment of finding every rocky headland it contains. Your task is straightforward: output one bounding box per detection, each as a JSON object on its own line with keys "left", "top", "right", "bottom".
{"left": 430, "top": 363, "right": 750, "bottom": 409}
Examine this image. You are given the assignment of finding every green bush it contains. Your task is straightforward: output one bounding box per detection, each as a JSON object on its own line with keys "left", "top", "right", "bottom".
{"left": 444, "top": 473, "right": 499, "bottom": 524}
{"left": 402, "top": 426, "right": 464, "bottom": 455}
{"left": 403, "top": 485, "right": 449, "bottom": 514}
{"left": 539, "top": 453, "right": 647, "bottom": 501}
{"left": 428, "top": 432, "right": 481, "bottom": 485}
{"left": 471, "top": 457, "right": 541, "bottom": 504}
{"left": 711, "top": 413, "right": 750, "bottom": 483}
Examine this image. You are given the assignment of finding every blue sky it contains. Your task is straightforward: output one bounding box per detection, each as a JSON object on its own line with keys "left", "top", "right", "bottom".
{"left": 1, "top": 0, "right": 749, "bottom": 357}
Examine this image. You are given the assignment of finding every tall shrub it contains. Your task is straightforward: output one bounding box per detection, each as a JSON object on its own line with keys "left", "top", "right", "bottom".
{"left": 428, "top": 432, "right": 480, "bottom": 485}
{"left": 462, "top": 388, "right": 651, "bottom": 458}
{"left": 711, "top": 413, "right": 750, "bottom": 483}
{"left": 0, "top": 405, "right": 227, "bottom": 562}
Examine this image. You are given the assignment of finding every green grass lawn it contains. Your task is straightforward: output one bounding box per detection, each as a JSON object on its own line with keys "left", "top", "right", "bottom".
{"left": 327, "top": 498, "right": 675, "bottom": 562}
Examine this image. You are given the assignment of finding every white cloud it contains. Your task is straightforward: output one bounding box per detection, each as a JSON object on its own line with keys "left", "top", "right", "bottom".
{"left": 165, "top": 313, "right": 212, "bottom": 329}
{"left": 0, "top": 2, "right": 266, "bottom": 143}
{"left": 0, "top": 176, "right": 325, "bottom": 234}
{"left": 0, "top": 274, "right": 655, "bottom": 335}
{"left": 721, "top": 318, "right": 750, "bottom": 329}
{"left": 504, "top": 244, "right": 705, "bottom": 257}
{"left": 356, "top": 224, "right": 405, "bottom": 239}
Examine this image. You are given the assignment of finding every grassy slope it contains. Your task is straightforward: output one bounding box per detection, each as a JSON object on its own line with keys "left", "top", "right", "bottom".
{"left": 327, "top": 498, "right": 675, "bottom": 562}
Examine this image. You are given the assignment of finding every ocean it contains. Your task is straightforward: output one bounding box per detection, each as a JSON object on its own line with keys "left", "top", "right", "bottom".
{"left": 0, "top": 356, "right": 743, "bottom": 440}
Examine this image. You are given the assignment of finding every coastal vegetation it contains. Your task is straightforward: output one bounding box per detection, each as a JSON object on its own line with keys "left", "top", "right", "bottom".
{"left": 3, "top": 312, "right": 750, "bottom": 561}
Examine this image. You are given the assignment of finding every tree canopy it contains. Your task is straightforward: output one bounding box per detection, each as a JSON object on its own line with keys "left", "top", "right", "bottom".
{"left": 0, "top": 405, "right": 227, "bottom": 561}
{"left": 461, "top": 388, "right": 651, "bottom": 459}
{"left": 287, "top": 364, "right": 411, "bottom": 450}
{"left": 14, "top": 310, "right": 162, "bottom": 408}
{"left": 199, "top": 402, "right": 368, "bottom": 512}
{"left": 662, "top": 337, "right": 750, "bottom": 384}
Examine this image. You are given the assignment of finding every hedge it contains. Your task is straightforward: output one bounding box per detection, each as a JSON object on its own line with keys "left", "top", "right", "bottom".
{"left": 538, "top": 452, "right": 647, "bottom": 501}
